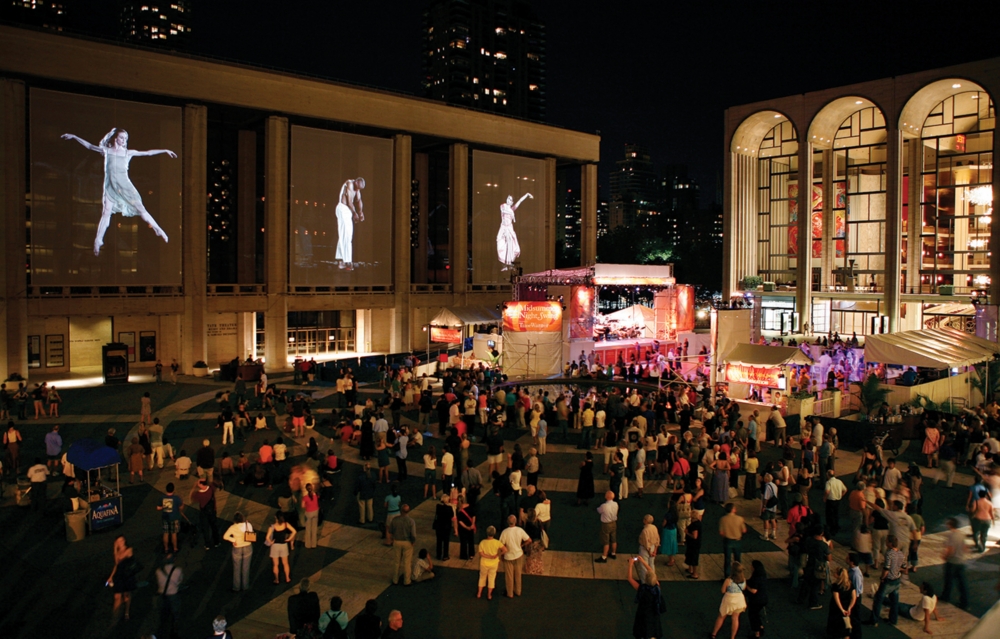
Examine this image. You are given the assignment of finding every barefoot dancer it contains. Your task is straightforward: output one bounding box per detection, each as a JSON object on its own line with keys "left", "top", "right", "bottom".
{"left": 61, "top": 129, "right": 175, "bottom": 255}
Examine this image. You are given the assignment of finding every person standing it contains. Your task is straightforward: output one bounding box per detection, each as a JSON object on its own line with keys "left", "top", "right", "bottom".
{"left": 140, "top": 391, "right": 152, "bottom": 425}
{"left": 44, "top": 425, "right": 62, "bottom": 475}
{"left": 940, "top": 517, "right": 969, "bottom": 610}
{"left": 286, "top": 578, "right": 321, "bottom": 636}
{"left": 355, "top": 463, "right": 376, "bottom": 525}
{"left": 456, "top": 495, "right": 477, "bottom": 560}
{"left": 302, "top": 482, "right": 321, "bottom": 549}
{"left": 155, "top": 553, "right": 183, "bottom": 639}
{"left": 222, "top": 512, "right": 254, "bottom": 591}
{"left": 266, "top": 511, "right": 296, "bottom": 584}
{"left": 970, "top": 488, "right": 995, "bottom": 553}
{"left": 719, "top": 503, "right": 747, "bottom": 577}
{"left": 154, "top": 360, "right": 164, "bottom": 384}
{"left": 196, "top": 439, "right": 216, "bottom": 485}
{"left": 801, "top": 526, "right": 832, "bottom": 610}
{"left": 394, "top": 429, "right": 409, "bottom": 481}
{"left": 710, "top": 562, "right": 748, "bottom": 639}
{"left": 476, "top": 525, "right": 506, "bottom": 599}
{"left": 190, "top": 479, "right": 220, "bottom": 549}
{"left": 846, "top": 553, "right": 865, "bottom": 639}
{"left": 595, "top": 490, "right": 619, "bottom": 563}
{"left": 388, "top": 504, "right": 416, "bottom": 586}
{"left": 760, "top": 473, "right": 779, "bottom": 541}
{"left": 27, "top": 457, "right": 49, "bottom": 512}
{"left": 868, "top": 535, "right": 905, "bottom": 626}
{"left": 4, "top": 422, "right": 23, "bottom": 477}
{"left": 827, "top": 567, "right": 856, "bottom": 639}
{"left": 156, "top": 482, "right": 188, "bottom": 554}
{"left": 382, "top": 610, "right": 405, "bottom": 639}
{"left": 170, "top": 359, "right": 179, "bottom": 385}
{"left": 318, "top": 596, "right": 349, "bottom": 637}
{"left": 637, "top": 514, "right": 660, "bottom": 583}
{"left": 824, "top": 470, "right": 847, "bottom": 537}
{"left": 107, "top": 535, "right": 137, "bottom": 624}
{"left": 745, "top": 560, "right": 769, "bottom": 639}
{"left": 433, "top": 494, "right": 454, "bottom": 560}
{"left": 499, "top": 514, "right": 530, "bottom": 598}
{"left": 627, "top": 555, "right": 664, "bottom": 639}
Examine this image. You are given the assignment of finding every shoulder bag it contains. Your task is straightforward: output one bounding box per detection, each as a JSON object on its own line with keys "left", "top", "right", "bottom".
{"left": 243, "top": 521, "right": 257, "bottom": 543}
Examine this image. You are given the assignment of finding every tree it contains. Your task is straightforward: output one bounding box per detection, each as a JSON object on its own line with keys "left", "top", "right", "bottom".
{"left": 857, "top": 373, "right": 891, "bottom": 417}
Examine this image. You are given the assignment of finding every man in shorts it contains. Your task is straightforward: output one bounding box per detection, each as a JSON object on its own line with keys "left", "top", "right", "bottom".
{"left": 760, "top": 473, "right": 779, "bottom": 540}
{"left": 486, "top": 427, "right": 506, "bottom": 476}
{"left": 594, "top": 491, "right": 619, "bottom": 563}
{"left": 156, "top": 482, "right": 189, "bottom": 553}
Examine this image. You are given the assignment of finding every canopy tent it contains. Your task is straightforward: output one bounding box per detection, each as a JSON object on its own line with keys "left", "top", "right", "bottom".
{"left": 723, "top": 343, "right": 814, "bottom": 367}
{"left": 864, "top": 327, "right": 1000, "bottom": 369}
{"left": 67, "top": 438, "right": 121, "bottom": 471}
{"left": 429, "top": 306, "right": 502, "bottom": 327}
{"left": 604, "top": 304, "right": 656, "bottom": 338}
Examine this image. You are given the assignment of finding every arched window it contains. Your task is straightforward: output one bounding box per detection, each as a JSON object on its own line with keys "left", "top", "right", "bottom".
{"left": 755, "top": 120, "right": 798, "bottom": 284}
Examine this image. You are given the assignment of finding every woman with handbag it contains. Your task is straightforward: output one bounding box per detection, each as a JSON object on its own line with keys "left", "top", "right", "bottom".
{"left": 107, "top": 535, "right": 138, "bottom": 623}
{"left": 710, "top": 561, "right": 747, "bottom": 639}
{"left": 826, "top": 567, "right": 856, "bottom": 639}
{"left": 223, "top": 512, "right": 255, "bottom": 591}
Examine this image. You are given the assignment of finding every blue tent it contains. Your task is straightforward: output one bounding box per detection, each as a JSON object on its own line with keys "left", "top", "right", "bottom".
{"left": 67, "top": 438, "right": 121, "bottom": 471}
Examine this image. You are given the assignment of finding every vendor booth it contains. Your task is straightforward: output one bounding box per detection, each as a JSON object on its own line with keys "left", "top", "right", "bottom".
{"left": 864, "top": 327, "right": 1000, "bottom": 408}
{"left": 721, "top": 343, "right": 814, "bottom": 404}
{"left": 66, "top": 438, "right": 124, "bottom": 533}
{"left": 428, "top": 305, "right": 503, "bottom": 370}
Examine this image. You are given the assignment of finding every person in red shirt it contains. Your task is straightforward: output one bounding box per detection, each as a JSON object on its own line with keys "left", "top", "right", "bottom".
{"left": 302, "top": 483, "right": 321, "bottom": 549}
{"left": 259, "top": 440, "right": 274, "bottom": 464}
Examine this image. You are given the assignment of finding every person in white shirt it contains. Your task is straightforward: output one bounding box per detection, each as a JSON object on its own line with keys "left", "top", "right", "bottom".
{"left": 824, "top": 470, "right": 848, "bottom": 536}
{"left": 498, "top": 515, "right": 531, "bottom": 597}
{"left": 373, "top": 414, "right": 390, "bottom": 443}
{"left": 273, "top": 437, "right": 288, "bottom": 463}
{"left": 27, "top": 458, "right": 49, "bottom": 511}
{"left": 899, "top": 581, "right": 941, "bottom": 634}
{"left": 223, "top": 512, "right": 254, "bottom": 591}
{"left": 882, "top": 458, "right": 902, "bottom": 494}
{"left": 175, "top": 451, "right": 192, "bottom": 479}
{"left": 595, "top": 491, "right": 619, "bottom": 562}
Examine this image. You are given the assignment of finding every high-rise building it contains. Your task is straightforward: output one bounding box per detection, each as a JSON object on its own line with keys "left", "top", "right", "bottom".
{"left": 609, "top": 143, "right": 661, "bottom": 231}
{"left": 596, "top": 194, "right": 610, "bottom": 239}
{"left": 658, "top": 165, "right": 700, "bottom": 246}
{"left": 422, "top": 0, "right": 545, "bottom": 121}
{"left": 119, "top": 0, "right": 191, "bottom": 48}
{"left": 2, "top": 0, "right": 68, "bottom": 30}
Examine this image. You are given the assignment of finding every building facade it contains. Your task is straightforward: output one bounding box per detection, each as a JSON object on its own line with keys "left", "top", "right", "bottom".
{"left": 724, "top": 58, "right": 999, "bottom": 336}
{"left": 422, "top": 0, "right": 545, "bottom": 121}
{"left": 609, "top": 143, "right": 660, "bottom": 231}
{"left": 0, "top": 26, "right": 598, "bottom": 378}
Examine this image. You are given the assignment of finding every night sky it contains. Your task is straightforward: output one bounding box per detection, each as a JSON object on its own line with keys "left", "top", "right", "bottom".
{"left": 62, "top": 1, "right": 1000, "bottom": 195}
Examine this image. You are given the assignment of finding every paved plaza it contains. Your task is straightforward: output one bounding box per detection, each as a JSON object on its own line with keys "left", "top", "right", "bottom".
{"left": 1, "top": 374, "right": 997, "bottom": 639}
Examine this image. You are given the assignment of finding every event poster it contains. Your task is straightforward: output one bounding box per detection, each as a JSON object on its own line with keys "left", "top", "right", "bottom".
{"left": 503, "top": 301, "right": 562, "bottom": 332}
{"left": 471, "top": 150, "right": 547, "bottom": 283}
{"left": 725, "top": 363, "right": 783, "bottom": 388}
{"left": 290, "top": 126, "right": 394, "bottom": 286}
{"left": 30, "top": 89, "right": 183, "bottom": 286}
{"left": 569, "top": 286, "right": 595, "bottom": 339}
{"left": 430, "top": 327, "right": 462, "bottom": 344}
{"left": 788, "top": 182, "right": 847, "bottom": 258}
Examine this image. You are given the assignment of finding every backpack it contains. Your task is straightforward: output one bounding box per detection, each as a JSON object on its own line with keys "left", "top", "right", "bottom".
{"left": 321, "top": 612, "right": 348, "bottom": 639}
{"left": 764, "top": 483, "right": 778, "bottom": 508}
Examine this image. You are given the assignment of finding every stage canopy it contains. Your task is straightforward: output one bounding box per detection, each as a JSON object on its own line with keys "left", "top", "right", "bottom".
{"left": 723, "top": 343, "right": 814, "bottom": 367}
{"left": 604, "top": 304, "right": 656, "bottom": 337}
{"left": 518, "top": 263, "right": 675, "bottom": 288}
{"left": 429, "top": 306, "right": 502, "bottom": 327}
{"left": 67, "top": 438, "right": 122, "bottom": 471}
{"left": 864, "top": 328, "right": 1000, "bottom": 369}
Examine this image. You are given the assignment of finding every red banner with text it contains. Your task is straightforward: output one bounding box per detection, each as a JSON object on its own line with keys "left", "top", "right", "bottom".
{"left": 725, "top": 363, "right": 783, "bottom": 388}
{"left": 430, "top": 327, "right": 462, "bottom": 343}
{"left": 503, "top": 301, "right": 563, "bottom": 333}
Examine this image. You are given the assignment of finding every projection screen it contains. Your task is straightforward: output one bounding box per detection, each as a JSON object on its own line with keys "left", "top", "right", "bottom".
{"left": 290, "top": 126, "right": 394, "bottom": 287}
{"left": 30, "top": 89, "right": 183, "bottom": 286}
{"left": 471, "top": 150, "right": 547, "bottom": 284}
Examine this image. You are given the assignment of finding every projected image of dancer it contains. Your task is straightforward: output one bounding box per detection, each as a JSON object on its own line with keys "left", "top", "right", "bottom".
{"left": 497, "top": 192, "right": 532, "bottom": 271}
{"left": 335, "top": 177, "right": 366, "bottom": 269}
{"left": 61, "top": 129, "right": 176, "bottom": 255}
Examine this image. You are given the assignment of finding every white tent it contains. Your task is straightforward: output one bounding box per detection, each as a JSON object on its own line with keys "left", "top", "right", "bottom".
{"left": 723, "top": 343, "right": 814, "bottom": 367}
{"left": 864, "top": 327, "right": 1000, "bottom": 369}
{"left": 429, "top": 306, "right": 502, "bottom": 327}
{"left": 604, "top": 304, "right": 656, "bottom": 338}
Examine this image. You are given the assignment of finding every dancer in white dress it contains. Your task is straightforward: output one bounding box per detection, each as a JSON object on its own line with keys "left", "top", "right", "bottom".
{"left": 335, "top": 177, "right": 365, "bottom": 269}
{"left": 61, "top": 129, "right": 175, "bottom": 255}
{"left": 497, "top": 193, "right": 532, "bottom": 270}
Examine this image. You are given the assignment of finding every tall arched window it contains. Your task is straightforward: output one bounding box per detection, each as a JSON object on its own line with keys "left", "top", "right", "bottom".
{"left": 755, "top": 120, "right": 798, "bottom": 283}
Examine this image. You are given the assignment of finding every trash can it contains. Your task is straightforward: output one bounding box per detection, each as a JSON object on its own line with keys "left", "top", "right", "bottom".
{"left": 16, "top": 477, "right": 30, "bottom": 507}
{"left": 65, "top": 507, "right": 89, "bottom": 542}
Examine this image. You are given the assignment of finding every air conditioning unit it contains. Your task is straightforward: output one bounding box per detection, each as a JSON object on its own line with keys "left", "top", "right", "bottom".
{"left": 763, "top": 281, "right": 776, "bottom": 292}
{"left": 938, "top": 285, "right": 954, "bottom": 296}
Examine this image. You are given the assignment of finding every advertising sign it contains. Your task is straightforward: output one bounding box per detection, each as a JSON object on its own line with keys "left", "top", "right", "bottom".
{"left": 725, "top": 363, "right": 783, "bottom": 389}
{"left": 569, "top": 286, "right": 595, "bottom": 339}
{"left": 90, "top": 495, "right": 124, "bottom": 530}
{"left": 103, "top": 343, "right": 129, "bottom": 384}
{"left": 430, "top": 327, "right": 462, "bottom": 344}
{"left": 503, "top": 301, "right": 563, "bottom": 333}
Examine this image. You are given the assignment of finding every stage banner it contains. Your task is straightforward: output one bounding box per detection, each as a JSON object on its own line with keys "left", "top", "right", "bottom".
{"left": 430, "top": 327, "right": 462, "bottom": 344}
{"left": 503, "top": 301, "right": 562, "bottom": 333}
{"left": 569, "top": 286, "right": 595, "bottom": 339}
{"left": 725, "top": 363, "right": 783, "bottom": 388}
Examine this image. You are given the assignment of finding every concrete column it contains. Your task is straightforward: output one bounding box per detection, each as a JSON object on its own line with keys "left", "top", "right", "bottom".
{"left": 884, "top": 123, "right": 903, "bottom": 332}
{"left": 181, "top": 104, "right": 208, "bottom": 374}
{"left": 820, "top": 149, "right": 834, "bottom": 291}
{"left": 795, "top": 142, "right": 814, "bottom": 328}
{"left": 722, "top": 151, "right": 736, "bottom": 298}
{"left": 544, "top": 157, "right": 557, "bottom": 270}
{"left": 449, "top": 143, "right": 468, "bottom": 294}
{"left": 0, "top": 79, "right": 26, "bottom": 379}
{"left": 906, "top": 138, "right": 923, "bottom": 294}
{"left": 236, "top": 311, "right": 256, "bottom": 360}
{"left": 580, "top": 163, "right": 598, "bottom": 265}
{"left": 237, "top": 129, "right": 257, "bottom": 284}
{"left": 413, "top": 152, "right": 429, "bottom": 284}
{"left": 263, "top": 116, "right": 289, "bottom": 371}
{"left": 391, "top": 134, "right": 412, "bottom": 353}
{"left": 990, "top": 127, "right": 1000, "bottom": 303}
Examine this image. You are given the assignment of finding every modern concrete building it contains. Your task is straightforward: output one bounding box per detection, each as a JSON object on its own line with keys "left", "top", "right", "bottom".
{"left": 723, "top": 58, "right": 998, "bottom": 336}
{"left": 0, "top": 26, "right": 599, "bottom": 378}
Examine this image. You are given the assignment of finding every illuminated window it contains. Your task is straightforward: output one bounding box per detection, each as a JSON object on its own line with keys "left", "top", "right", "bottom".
{"left": 527, "top": 53, "right": 539, "bottom": 61}
{"left": 495, "top": 52, "right": 507, "bottom": 60}
{"left": 472, "top": 77, "right": 478, "bottom": 84}
{"left": 141, "top": 5, "right": 149, "bottom": 9}
{"left": 495, "top": 27, "right": 505, "bottom": 35}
